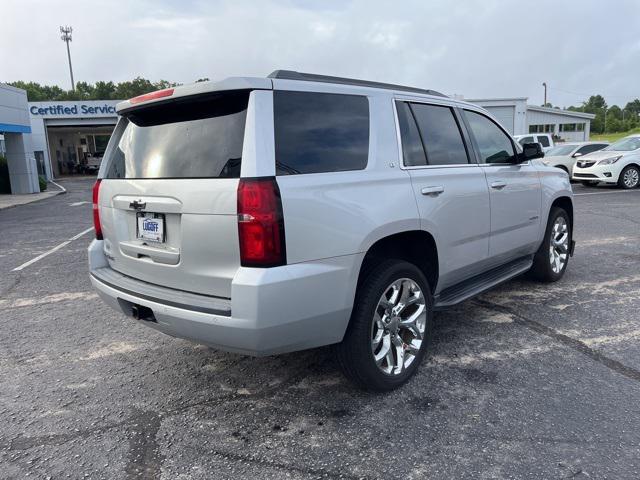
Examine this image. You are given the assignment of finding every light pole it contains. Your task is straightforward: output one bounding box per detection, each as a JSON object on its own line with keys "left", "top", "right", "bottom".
{"left": 60, "top": 26, "right": 75, "bottom": 91}
{"left": 542, "top": 82, "right": 547, "bottom": 106}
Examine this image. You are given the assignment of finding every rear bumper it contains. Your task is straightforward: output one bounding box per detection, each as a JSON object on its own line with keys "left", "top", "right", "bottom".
{"left": 89, "top": 240, "right": 361, "bottom": 356}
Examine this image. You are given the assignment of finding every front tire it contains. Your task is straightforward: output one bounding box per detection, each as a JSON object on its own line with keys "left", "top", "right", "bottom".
{"left": 529, "top": 207, "right": 572, "bottom": 282}
{"left": 618, "top": 165, "right": 640, "bottom": 189}
{"left": 336, "top": 260, "right": 433, "bottom": 391}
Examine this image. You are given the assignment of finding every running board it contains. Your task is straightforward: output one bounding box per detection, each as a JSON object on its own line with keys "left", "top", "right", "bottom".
{"left": 434, "top": 256, "right": 533, "bottom": 309}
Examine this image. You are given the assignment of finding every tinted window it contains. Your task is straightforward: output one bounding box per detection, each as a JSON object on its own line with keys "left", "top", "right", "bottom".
{"left": 396, "top": 102, "right": 427, "bottom": 166}
{"left": 274, "top": 91, "right": 369, "bottom": 175}
{"left": 105, "top": 91, "right": 249, "bottom": 179}
{"left": 578, "top": 144, "right": 606, "bottom": 155}
{"left": 519, "top": 136, "right": 534, "bottom": 145}
{"left": 465, "top": 110, "right": 516, "bottom": 164}
{"left": 537, "top": 135, "right": 551, "bottom": 147}
{"left": 411, "top": 104, "right": 469, "bottom": 166}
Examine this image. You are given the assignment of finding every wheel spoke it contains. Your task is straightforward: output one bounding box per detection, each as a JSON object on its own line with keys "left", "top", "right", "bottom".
{"left": 374, "top": 334, "right": 391, "bottom": 363}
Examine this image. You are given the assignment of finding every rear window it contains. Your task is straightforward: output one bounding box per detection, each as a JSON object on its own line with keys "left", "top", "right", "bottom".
{"left": 274, "top": 91, "right": 369, "bottom": 175}
{"left": 104, "top": 91, "right": 249, "bottom": 179}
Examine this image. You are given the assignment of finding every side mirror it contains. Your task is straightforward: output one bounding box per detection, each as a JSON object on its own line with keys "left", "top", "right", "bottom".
{"left": 519, "top": 142, "right": 544, "bottom": 162}
{"left": 572, "top": 152, "right": 583, "bottom": 158}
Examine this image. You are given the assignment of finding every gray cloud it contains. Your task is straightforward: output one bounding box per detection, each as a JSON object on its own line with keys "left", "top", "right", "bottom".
{"left": 2, "top": 0, "right": 640, "bottom": 107}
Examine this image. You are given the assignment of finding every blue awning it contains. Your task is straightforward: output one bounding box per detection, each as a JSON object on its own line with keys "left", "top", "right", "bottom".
{"left": 0, "top": 123, "right": 32, "bottom": 134}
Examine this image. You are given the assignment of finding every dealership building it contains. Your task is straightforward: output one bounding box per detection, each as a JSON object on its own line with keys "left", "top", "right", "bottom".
{"left": 29, "top": 100, "right": 119, "bottom": 179}
{"left": 467, "top": 97, "right": 596, "bottom": 142}
{"left": 0, "top": 82, "right": 119, "bottom": 194}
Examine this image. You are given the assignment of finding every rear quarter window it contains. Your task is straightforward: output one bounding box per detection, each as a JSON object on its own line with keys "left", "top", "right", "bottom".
{"left": 273, "top": 91, "right": 369, "bottom": 175}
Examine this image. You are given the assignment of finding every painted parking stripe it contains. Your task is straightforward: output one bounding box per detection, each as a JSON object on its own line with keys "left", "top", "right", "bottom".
{"left": 574, "top": 189, "right": 640, "bottom": 196}
{"left": 12, "top": 227, "right": 94, "bottom": 272}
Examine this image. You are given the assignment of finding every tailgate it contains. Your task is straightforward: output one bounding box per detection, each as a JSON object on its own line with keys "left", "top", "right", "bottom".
{"left": 97, "top": 90, "right": 251, "bottom": 299}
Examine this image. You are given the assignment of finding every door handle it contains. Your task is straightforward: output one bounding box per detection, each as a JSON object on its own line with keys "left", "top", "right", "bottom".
{"left": 421, "top": 186, "right": 445, "bottom": 196}
{"left": 490, "top": 181, "right": 507, "bottom": 190}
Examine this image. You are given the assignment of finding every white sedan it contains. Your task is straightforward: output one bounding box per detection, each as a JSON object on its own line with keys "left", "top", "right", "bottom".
{"left": 542, "top": 142, "right": 609, "bottom": 175}
{"left": 572, "top": 135, "right": 640, "bottom": 189}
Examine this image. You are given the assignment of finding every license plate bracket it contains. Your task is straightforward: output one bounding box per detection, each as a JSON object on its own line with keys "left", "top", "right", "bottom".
{"left": 136, "top": 212, "right": 165, "bottom": 243}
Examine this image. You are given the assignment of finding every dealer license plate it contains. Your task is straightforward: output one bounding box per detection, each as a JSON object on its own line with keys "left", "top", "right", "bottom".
{"left": 136, "top": 213, "right": 165, "bottom": 243}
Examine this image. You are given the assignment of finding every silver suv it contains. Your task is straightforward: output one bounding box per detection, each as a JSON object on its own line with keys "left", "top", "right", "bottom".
{"left": 89, "top": 71, "right": 575, "bottom": 391}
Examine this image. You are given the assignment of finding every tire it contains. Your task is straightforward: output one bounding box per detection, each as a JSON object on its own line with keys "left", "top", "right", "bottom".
{"left": 529, "top": 207, "right": 572, "bottom": 282}
{"left": 580, "top": 180, "right": 598, "bottom": 187}
{"left": 336, "top": 259, "right": 433, "bottom": 391}
{"left": 618, "top": 165, "right": 640, "bottom": 189}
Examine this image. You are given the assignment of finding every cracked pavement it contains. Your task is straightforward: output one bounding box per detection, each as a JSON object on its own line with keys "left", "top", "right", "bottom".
{"left": 1, "top": 178, "right": 639, "bottom": 479}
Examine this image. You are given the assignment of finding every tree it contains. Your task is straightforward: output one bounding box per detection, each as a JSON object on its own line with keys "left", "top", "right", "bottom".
{"left": 582, "top": 94, "right": 607, "bottom": 113}
{"left": 607, "top": 105, "right": 622, "bottom": 121}
{"left": 6, "top": 78, "right": 180, "bottom": 101}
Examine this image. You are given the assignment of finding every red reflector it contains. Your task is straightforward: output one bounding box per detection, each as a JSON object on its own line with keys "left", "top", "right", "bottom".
{"left": 237, "top": 178, "right": 286, "bottom": 267}
{"left": 129, "top": 88, "right": 174, "bottom": 105}
{"left": 92, "top": 179, "right": 103, "bottom": 240}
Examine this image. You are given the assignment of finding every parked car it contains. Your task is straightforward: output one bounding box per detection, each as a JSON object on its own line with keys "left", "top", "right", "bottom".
{"left": 572, "top": 135, "right": 640, "bottom": 189}
{"left": 542, "top": 142, "right": 609, "bottom": 175}
{"left": 514, "top": 133, "right": 554, "bottom": 152}
{"left": 84, "top": 154, "right": 103, "bottom": 174}
{"left": 89, "top": 71, "right": 575, "bottom": 391}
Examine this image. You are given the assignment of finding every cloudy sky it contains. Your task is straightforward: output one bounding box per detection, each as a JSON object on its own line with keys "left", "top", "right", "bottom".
{"left": 3, "top": 0, "right": 640, "bottom": 108}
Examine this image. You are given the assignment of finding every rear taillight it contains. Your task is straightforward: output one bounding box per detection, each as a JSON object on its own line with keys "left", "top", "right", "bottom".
{"left": 92, "top": 179, "right": 103, "bottom": 240}
{"left": 237, "top": 178, "right": 286, "bottom": 267}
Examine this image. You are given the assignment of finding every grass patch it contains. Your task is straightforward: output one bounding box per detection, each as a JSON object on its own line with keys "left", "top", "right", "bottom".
{"left": 591, "top": 128, "right": 640, "bottom": 143}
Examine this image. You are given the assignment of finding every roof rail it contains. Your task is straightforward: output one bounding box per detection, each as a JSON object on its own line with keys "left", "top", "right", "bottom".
{"left": 268, "top": 70, "right": 447, "bottom": 98}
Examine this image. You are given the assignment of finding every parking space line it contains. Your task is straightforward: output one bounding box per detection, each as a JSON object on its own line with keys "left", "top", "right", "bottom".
{"left": 574, "top": 189, "right": 640, "bottom": 196}
{"left": 12, "top": 227, "right": 94, "bottom": 272}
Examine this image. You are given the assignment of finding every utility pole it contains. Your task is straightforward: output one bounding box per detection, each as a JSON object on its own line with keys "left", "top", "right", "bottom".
{"left": 60, "top": 26, "right": 75, "bottom": 91}
{"left": 542, "top": 82, "right": 547, "bottom": 106}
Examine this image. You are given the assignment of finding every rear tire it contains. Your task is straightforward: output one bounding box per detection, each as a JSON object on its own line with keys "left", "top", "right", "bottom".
{"left": 529, "top": 207, "right": 571, "bottom": 282}
{"left": 336, "top": 260, "right": 433, "bottom": 391}
{"left": 618, "top": 165, "right": 640, "bottom": 189}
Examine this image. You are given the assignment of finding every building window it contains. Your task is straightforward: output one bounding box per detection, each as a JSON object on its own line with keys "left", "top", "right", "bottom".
{"left": 559, "top": 124, "right": 577, "bottom": 132}
{"left": 577, "top": 123, "right": 585, "bottom": 132}
{"left": 529, "top": 124, "right": 555, "bottom": 133}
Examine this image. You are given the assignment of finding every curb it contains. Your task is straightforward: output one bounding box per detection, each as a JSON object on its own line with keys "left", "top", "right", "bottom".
{"left": 0, "top": 182, "right": 66, "bottom": 211}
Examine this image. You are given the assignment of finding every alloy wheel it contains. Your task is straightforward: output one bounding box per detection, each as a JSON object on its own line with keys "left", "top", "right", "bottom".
{"left": 623, "top": 168, "right": 639, "bottom": 188}
{"left": 549, "top": 216, "right": 569, "bottom": 274}
{"left": 371, "top": 278, "right": 426, "bottom": 375}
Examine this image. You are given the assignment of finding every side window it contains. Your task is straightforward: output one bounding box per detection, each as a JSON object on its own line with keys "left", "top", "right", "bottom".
{"left": 410, "top": 103, "right": 469, "bottom": 166}
{"left": 464, "top": 110, "right": 516, "bottom": 164}
{"left": 273, "top": 91, "right": 369, "bottom": 175}
{"left": 396, "top": 101, "right": 427, "bottom": 167}
{"left": 519, "top": 136, "right": 534, "bottom": 145}
{"left": 578, "top": 144, "right": 605, "bottom": 155}
{"left": 537, "top": 135, "right": 551, "bottom": 147}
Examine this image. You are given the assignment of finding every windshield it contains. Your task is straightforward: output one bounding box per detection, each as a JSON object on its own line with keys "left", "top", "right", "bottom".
{"left": 604, "top": 136, "right": 640, "bottom": 152}
{"left": 104, "top": 90, "right": 249, "bottom": 179}
{"left": 546, "top": 145, "right": 576, "bottom": 156}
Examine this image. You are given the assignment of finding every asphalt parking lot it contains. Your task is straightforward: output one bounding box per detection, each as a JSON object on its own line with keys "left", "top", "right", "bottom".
{"left": 1, "top": 177, "right": 639, "bottom": 479}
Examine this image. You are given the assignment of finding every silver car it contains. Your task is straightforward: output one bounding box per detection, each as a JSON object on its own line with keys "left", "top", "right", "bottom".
{"left": 89, "top": 71, "right": 575, "bottom": 391}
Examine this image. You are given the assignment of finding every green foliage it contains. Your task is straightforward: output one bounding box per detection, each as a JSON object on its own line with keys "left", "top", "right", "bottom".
{"left": 567, "top": 94, "right": 640, "bottom": 134}
{"left": 0, "top": 155, "right": 10, "bottom": 194}
{"left": 6, "top": 78, "right": 181, "bottom": 102}
{"left": 38, "top": 175, "right": 47, "bottom": 192}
